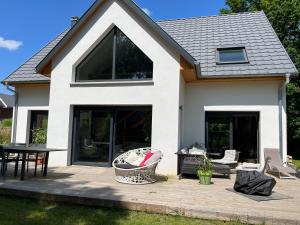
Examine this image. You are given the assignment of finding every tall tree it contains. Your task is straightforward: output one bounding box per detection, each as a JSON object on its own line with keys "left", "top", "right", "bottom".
{"left": 221, "top": 0, "right": 300, "bottom": 158}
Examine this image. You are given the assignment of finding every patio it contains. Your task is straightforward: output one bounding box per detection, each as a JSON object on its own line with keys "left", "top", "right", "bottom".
{"left": 0, "top": 165, "right": 299, "bottom": 225}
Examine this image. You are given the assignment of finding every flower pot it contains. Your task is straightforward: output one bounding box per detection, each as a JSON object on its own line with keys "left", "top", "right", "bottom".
{"left": 197, "top": 170, "right": 212, "bottom": 185}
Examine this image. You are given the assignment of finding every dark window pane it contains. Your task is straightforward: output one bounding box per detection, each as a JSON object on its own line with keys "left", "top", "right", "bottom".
{"left": 29, "top": 111, "right": 48, "bottom": 144}
{"left": 207, "top": 117, "right": 231, "bottom": 153}
{"left": 218, "top": 48, "right": 247, "bottom": 63}
{"left": 76, "top": 30, "right": 114, "bottom": 81}
{"left": 115, "top": 29, "right": 153, "bottom": 79}
{"left": 76, "top": 110, "right": 112, "bottom": 163}
{"left": 114, "top": 109, "right": 152, "bottom": 158}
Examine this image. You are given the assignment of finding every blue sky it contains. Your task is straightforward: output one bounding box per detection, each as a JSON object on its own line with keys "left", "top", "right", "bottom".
{"left": 0, "top": 0, "right": 226, "bottom": 94}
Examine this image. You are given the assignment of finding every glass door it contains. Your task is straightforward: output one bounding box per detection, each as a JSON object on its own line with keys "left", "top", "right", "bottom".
{"left": 205, "top": 112, "right": 259, "bottom": 162}
{"left": 74, "top": 109, "right": 113, "bottom": 165}
{"left": 206, "top": 116, "right": 231, "bottom": 154}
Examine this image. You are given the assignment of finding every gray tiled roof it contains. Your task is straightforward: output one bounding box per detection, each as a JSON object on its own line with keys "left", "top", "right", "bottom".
{"left": 0, "top": 94, "right": 14, "bottom": 108}
{"left": 3, "top": 29, "right": 69, "bottom": 83}
{"left": 3, "top": 11, "right": 297, "bottom": 83}
{"left": 157, "top": 11, "right": 298, "bottom": 77}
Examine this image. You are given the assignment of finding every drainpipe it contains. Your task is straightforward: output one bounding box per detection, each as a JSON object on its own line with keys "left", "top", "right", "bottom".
{"left": 5, "top": 83, "right": 18, "bottom": 143}
{"left": 278, "top": 73, "right": 290, "bottom": 162}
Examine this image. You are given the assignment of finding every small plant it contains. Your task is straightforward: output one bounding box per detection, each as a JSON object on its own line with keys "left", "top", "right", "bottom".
{"left": 32, "top": 128, "right": 47, "bottom": 144}
{"left": 197, "top": 156, "right": 213, "bottom": 185}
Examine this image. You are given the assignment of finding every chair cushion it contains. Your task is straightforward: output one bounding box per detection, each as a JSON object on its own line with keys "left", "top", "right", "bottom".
{"left": 131, "top": 157, "right": 145, "bottom": 167}
{"left": 145, "top": 151, "right": 162, "bottom": 166}
{"left": 116, "top": 164, "right": 139, "bottom": 169}
{"left": 125, "top": 152, "right": 141, "bottom": 165}
{"left": 189, "top": 147, "right": 206, "bottom": 155}
{"left": 139, "top": 151, "right": 154, "bottom": 167}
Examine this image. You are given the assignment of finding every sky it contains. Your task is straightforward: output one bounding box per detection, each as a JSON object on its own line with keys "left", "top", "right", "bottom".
{"left": 0, "top": 0, "right": 226, "bottom": 94}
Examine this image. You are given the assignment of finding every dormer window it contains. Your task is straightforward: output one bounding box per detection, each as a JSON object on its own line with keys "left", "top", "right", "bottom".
{"left": 76, "top": 27, "right": 153, "bottom": 81}
{"left": 216, "top": 47, "right": 248, "bottom": 64}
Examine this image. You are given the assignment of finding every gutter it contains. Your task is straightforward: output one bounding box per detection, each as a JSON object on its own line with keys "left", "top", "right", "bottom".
{"left": 278, "top": 73, "right": 290, "bottom": 161}
{"left": 5, "top": 83, "right": 18, "bottom": 143}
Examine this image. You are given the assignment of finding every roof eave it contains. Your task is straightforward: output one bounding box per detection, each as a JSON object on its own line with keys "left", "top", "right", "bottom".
{"left": 2, "top": 80, "right": 50, "bottom": 86}
{"left": 198, "top": 72, "right": 298, "bottom": 79}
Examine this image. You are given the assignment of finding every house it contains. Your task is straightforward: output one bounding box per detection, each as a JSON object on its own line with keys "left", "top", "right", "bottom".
{"left": 2, "top": 0, "right": 297, "bottom": 175}
{"left": 0, "top": 94, "right": 14, "bottom": 121}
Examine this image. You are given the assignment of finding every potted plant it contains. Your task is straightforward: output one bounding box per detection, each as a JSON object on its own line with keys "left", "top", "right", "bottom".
{"left": 197, "top": 156, "right": 212, "bottom": 185}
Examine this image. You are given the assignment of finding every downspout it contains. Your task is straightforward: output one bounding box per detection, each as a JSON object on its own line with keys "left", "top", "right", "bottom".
{"left": 5, "top": 83, "right": 18, "bottom": 143}
{"left": 278, "top": 73, "right": 290, "bottom": 161}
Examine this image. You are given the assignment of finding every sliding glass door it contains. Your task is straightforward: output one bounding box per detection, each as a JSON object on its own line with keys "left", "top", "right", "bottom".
{"left": 73, "top": 109, "right": 113, "bottom": 165}
{"left": 206, "top": 112, "right": 259, "bottom": 162}
{"left": 73, "top": 106, "right": 152, "bottom": 166}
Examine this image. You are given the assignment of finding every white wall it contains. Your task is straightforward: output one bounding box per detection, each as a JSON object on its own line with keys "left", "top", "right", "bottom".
{"left": 47, "top": 0, "right": 181, "bottom": 174}
{"left": 183, "top": 80, "right": 284, "bottom": 163}
{"left": 15, "top": 85, "right": 49, "bottom": 144}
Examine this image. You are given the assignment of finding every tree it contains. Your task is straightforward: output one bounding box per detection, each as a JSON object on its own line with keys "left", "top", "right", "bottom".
{"left": 220, "top": 0, "right": 300, "bottom": 158}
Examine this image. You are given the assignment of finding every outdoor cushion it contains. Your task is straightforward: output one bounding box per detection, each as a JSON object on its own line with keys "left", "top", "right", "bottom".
{"left": 130, "top": 157, "right": 144, "bottom": 167}
{"left": 211, "top": 159, "right": 237, "bottom": 165}
{"left": 125, "top": 152, "right": 141, "bottom": 165}
{"left": 116, "top": 164, "right": 139, "bottom": 169}
{"left": 189, "top": 147, "right": 206, "bottom": 155}
{"left": 145, "top": 151, "right": 162, "bottom": 166}
{"left": 242, "top": 163, "right": 260, "bottom": 169}
{"left": 139, "top": 151, "right": 154, "bottom": 167}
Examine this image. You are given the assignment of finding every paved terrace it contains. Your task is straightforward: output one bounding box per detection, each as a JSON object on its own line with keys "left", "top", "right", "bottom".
{"left": 0, "top": 166, "right": 299, "bottom": 225}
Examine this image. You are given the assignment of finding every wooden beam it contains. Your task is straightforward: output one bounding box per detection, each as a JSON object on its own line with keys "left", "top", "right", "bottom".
{"left": 180, "top": 57, "right": 197, "bottom": 82}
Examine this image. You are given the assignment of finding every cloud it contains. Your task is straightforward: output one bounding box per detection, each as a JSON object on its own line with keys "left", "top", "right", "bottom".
{"left": 142, "top": 8, "right": 151, "bottom": 16}
{"left": 0, "top": 37, "right": 22, "bottom": 51}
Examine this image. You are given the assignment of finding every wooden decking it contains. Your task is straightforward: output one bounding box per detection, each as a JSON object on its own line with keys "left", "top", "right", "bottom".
{"left": 0, "top": 165, "right": 299, "bottom": 225}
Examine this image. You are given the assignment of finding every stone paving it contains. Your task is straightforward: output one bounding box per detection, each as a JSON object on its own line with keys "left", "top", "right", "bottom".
{"left": 0, "top": 166, "right": 299, "bottom": 225}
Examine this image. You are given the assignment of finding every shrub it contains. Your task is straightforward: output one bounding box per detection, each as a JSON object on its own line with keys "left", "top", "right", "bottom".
{"left": 1, "top": 119, "right": 12, "bottom": 128}
{"left": 0, "top": 127, "right": 11, "bottom": 144}
{"left": 32, "top": 128, "right": 47, "bottom": 144}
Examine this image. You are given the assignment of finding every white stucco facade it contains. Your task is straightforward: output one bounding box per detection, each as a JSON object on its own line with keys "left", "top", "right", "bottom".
{"left": 14, "top": 85, "right": 49, "bottom": 144}
{"left": 11, "top": 0, "right": 288, "bottom": 176}
{"left": 183, "top": 80, "right": 285, "bottom": 164}
{"left": 46, "top": 0, "right": 181, "bottom": 174}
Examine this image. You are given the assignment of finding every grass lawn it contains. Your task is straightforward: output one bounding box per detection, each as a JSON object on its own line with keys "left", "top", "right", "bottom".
{"left": 0, "top": 195, "right": 252, "bottom": 225}
{"left": 293, "top": 159, "right": 300, "bottom": 169}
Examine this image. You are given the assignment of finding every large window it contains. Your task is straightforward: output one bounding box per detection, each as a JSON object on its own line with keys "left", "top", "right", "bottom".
{"left": 76, "top": 27, "right": 153, "bottom": 81}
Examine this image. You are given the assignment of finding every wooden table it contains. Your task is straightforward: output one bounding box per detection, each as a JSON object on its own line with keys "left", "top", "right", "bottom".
{"left": 1, "top": 145, "right": 66, "bottom": 180}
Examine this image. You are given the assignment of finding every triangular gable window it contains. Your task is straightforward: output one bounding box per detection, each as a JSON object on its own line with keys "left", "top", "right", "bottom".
{"left": 76, "top": 27, "right": 153, "bottom": 81}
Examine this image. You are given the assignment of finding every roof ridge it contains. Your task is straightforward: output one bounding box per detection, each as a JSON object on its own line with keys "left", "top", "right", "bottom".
{"left": 156, "top": 11, "right": 264, "bottom": 23}
{"left": 2, "top": 29, "right": 69, "bottom": 84}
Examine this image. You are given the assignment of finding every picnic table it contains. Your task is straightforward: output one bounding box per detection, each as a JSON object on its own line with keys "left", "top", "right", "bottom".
{"left": 0, "top": 144, "right": 66, "bottom": 180}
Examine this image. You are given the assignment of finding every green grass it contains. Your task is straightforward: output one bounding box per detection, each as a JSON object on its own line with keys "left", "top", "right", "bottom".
{"left": 293, "top": 159, "right": 300, "bottom": 169}
{"left": 0, "top": 195, "right": 251, "bottom": 225}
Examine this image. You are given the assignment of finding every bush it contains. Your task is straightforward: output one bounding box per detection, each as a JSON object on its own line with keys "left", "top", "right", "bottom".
{"left": 1, "top": 119, "right": 12, "bottom": 128}
{"left": 0, "top": 127, "right": 11, "bottom": 145}
{"left": 32, "top": 128, "right": 47, "bottom": 144}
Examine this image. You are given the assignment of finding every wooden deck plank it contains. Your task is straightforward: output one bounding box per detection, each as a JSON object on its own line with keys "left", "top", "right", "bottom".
{"left": 0, "top": 165, "right": 299, "bottom": 225}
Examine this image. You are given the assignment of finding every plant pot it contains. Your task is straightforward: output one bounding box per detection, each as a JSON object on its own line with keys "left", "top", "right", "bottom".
{"left": 197, "top": 170, "right": 212, "bottom": 185}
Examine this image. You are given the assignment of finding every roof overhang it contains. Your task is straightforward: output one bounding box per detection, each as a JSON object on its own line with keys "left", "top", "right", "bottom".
{"left": 35, "top": 0, "right": 198, "bottom": 75}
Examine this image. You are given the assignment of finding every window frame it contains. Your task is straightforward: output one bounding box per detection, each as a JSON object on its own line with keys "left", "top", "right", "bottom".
{"left": 28, "top": 110, "right": 49, "bottom": 144}
{"left": 216, "top": 47, "right": 249, "bottom": 65}
{"left": 75, "top": 27, "right": 153, "bottom": 82}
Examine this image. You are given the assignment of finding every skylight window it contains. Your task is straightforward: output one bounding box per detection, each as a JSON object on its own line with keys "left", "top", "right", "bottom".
{"left": 217, "top": 47, "right": 248, "bottom": 64}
